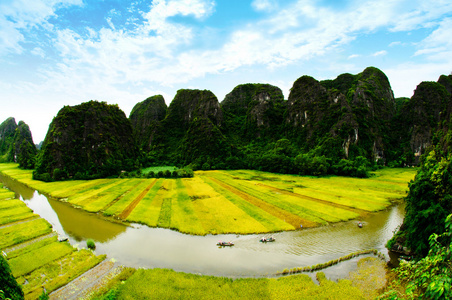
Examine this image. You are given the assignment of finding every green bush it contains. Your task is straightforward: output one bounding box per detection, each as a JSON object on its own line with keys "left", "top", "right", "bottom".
{"left": 86, "top": 239, "right": 96, "bottom": 250}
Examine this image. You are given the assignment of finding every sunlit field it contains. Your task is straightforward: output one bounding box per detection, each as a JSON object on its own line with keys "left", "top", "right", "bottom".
{"left": 113, "top": 268, "right": 365, "bottom": 300}
{"left": 0, "top": 163, "right": 416, "bottom": 235}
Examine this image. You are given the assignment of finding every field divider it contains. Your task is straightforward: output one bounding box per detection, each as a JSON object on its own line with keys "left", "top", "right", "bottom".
{"left": 99, "top": 180, "right": 143, "bottom": 213}
{"left": 207, "top": 176, "right": 315, "bottom": 228}
{"left": 118, "top": 179, "right": 157, "bottom": 219}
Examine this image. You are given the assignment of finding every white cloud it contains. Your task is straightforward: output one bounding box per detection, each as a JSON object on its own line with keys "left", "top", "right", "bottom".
{"left": 414, "top": 18, "right": 452, "bottom": 62}
{"left": 0, "top": 0, "right": 82, "bottom": 55}
{"left": 372, "top": 50, "right": 388, "bottom": 57}
{"left": 252, "top": 0, "right": 278, "bottom": 12}
{"left": 348, "top": 54, "right": 360, "bottom": 59}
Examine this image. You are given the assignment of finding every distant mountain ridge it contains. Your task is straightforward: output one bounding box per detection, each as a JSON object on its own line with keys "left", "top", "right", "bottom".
{"left": 4, "top": 67, "right": 451, "bottom": 180}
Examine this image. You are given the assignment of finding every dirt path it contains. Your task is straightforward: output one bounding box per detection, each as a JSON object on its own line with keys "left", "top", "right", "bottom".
{"left": 208, "top": 177, "right": 316, "bottom": 228}
{"left": 100, "top": 181, "right": 143, "bottom": 213}
{"left": 49, "top": 259, "right": 119, "bottom": 300}
{"left": 118, "top": 179, "right": 157, "bottom": 219}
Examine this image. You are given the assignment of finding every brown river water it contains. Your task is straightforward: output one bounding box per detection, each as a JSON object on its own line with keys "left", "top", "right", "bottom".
{"left": 1, "top": 174, "right": 403, "bottom": 279}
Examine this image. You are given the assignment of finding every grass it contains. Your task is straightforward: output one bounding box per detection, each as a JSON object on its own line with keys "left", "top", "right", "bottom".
{"left": 0, "top": 164, "right": 417, "bottom": 235}
{"left": 170, "top": 179, "right": 205, "bottom": 235}
{"left": 112, "top": 268, "right": 365, "bottom": 299}
{"left": 8, "top": 241, "right": 75, "bottom": 277}
{"left": 0, "top": 205, "right": 36, "bottom": 225}
{"left": 18, "top": 250, "right": 106, "bottom": 299}
{"left": 0, "top": 218, "right": 52, "bottom": 248}
{"left": 142, "top": 166, "right": 177, "bottom": 174}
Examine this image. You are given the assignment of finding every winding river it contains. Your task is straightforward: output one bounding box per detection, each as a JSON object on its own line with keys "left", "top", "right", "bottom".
{"left": 1, "top": 174, "right": 404, "bottom": 279}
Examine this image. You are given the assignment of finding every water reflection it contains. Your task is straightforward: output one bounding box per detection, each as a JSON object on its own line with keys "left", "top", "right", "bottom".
{"left": 0, "top": 174, "right": 127, "bottom": 242}
{"left": 0, "top": 174, "right": 405, "bottom": 277}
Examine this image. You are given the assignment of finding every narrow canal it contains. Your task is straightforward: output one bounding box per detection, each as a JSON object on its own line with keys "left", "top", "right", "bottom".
{"left": 1, "top": 174, "right": 404, "bottom": 279}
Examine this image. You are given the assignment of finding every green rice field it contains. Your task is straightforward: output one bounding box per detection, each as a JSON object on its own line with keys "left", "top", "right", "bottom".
{"left": 0, "top": 163, "right": 417, "bottom": 235}
{"left": 0, "top": 179, "right": 106, "bottom": 299}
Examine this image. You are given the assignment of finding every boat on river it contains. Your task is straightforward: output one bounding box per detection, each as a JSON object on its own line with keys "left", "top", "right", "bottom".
{"left": 217, "top": 241, "right": 234, "bottom": 247}
{"left": 260, "top": 237, "right": 275, "bottom": 243}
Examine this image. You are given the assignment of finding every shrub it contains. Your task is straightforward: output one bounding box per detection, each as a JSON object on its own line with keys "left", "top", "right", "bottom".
{"left": 86, "top": 239, "right": 96, "bottom": 250}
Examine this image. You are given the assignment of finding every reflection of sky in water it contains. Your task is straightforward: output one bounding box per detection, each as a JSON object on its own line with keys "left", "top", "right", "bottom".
{"left": 1, "top": 174, "right": 405, "bottom": 278}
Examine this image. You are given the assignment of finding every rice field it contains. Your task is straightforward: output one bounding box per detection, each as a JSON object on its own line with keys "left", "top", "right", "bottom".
{"left": 0, "top": 169, "right": 107, "bottom": 299}
{"left": 0, "top": 163, "right": 417, "bottom": 235}
{"left": 112, "top": 268, "right": 366, "bottom": 299}
{"left": 0, "top": 163, "right": 416, "bottom": 299}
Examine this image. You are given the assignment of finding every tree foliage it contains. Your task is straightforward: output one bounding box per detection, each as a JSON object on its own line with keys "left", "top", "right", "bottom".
{"left": 382, "top": 214, "right": 452, "bottom": 299}
{"left": 0, "top": 252, "right": 24, "bottom": 300}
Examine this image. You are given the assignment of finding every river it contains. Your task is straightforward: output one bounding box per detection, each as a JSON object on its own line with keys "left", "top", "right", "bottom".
{"left": 0, "top": 174, "right": 404, "bottom": 279}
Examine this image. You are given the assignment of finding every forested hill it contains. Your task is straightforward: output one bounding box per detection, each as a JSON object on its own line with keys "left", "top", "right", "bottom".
{"left": 6, "top": 67, "right": 452, "bottom": 180}
{"left": 0, "top": 117, "right": 37, "bottom": 169}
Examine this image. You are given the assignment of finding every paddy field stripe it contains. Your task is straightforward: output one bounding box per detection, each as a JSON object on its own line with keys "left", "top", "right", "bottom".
{"left": 206, "top": 176, "right": 315, "bottom": 228}
{"left": 102, "top": 180, "right": 150, "bottom": 216}
{"left": 100, "top": 179, "right": 144, "bottom": 213}
{"left": 118, "top": 179, "right": 158, "bottom": 219}
{"left": 126, "top": 178, "right": 165, "bottom": 225}
{"left": 69, "top": 180, "right": 124, "bottom": 206}
{"left": 256, "top": 182, "right": 368, "bottom": 215}
{"left": 200, "top": 175, "right": 292, "bottom": 233}
{"left": 171, "top": 179, "right": 205, "bottom": 235}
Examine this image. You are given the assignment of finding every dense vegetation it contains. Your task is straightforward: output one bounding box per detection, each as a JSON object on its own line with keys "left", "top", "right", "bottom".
{"left": 2, "top": 68, "right": 450, "bottom": 182}
{"left": 0, "top": 253, "right": 24, "bottom": 300}
{"left": 384, "top": 75, "right": 452, "bottom": 298}
{"left": 0, "top": 118, "right": 37, "bottom": 169}
{"left": 33, "top": 101, "right": 139, "bottom": 181}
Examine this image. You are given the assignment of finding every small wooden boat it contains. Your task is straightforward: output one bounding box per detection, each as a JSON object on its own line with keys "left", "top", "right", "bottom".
{"left": 58, "top": 236, "right": 69, "bottom": 242}
{"left": 217, "top": 241, "right": 234, "bottom": 247}
{"left": 260, "top": 237, "right": 275, "bottom": 243}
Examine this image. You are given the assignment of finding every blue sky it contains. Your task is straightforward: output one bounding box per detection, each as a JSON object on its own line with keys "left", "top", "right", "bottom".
{"left": 1, "top": 0, "right": 451, "bottom": 142}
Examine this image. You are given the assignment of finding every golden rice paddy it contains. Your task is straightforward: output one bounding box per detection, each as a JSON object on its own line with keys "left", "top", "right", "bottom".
{"left": 0, "top": 163, "right": 416, "bottom": 235}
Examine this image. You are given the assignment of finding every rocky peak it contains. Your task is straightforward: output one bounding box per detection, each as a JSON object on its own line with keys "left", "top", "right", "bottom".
{"left": 35, "top": 100, "right": 138, "bottom": 180}
{"left": 406, "top": 81, "right": 450, "bottom": 158}
{"left": 166, "top": 89, "right": 222, "bottom": 129}
{"left": 129, "top": 95, "right": 167, "bottom": 151}
{"left": 438, "top": 74, "right": 452, "bottom": 94}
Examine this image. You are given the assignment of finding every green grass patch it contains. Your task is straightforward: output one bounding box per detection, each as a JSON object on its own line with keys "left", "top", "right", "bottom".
{"left": 8, "top": 241, "right": 74, "bottom": 277}
{"left": 0, "top": 205, "right": 36, "bottom": 225}
{"left": 0, "top": 199, "right": 24, "bottom": 210}
{"left": 6, "top": 235, "right": 58, "bottom": 259}
{"left": 0, "top": 218, "right": 52, "bottom": 248}
{"left": 18, "top": 249, "right": 106, "bottom": 299}
{"left": 142, "top": 166, "right": 177, "bottom": 174}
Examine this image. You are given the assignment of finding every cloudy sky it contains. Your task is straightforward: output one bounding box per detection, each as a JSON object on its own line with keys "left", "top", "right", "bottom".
{"left": 1, "top": 0, "right": 451, "bottom": 142}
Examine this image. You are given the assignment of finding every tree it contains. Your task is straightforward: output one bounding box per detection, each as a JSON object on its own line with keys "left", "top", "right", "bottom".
{"left": 0, "top": 252, "right": 24, "bottom": 300}
{"left": 381, "top": 214, "right": 452, "bottom": 299}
